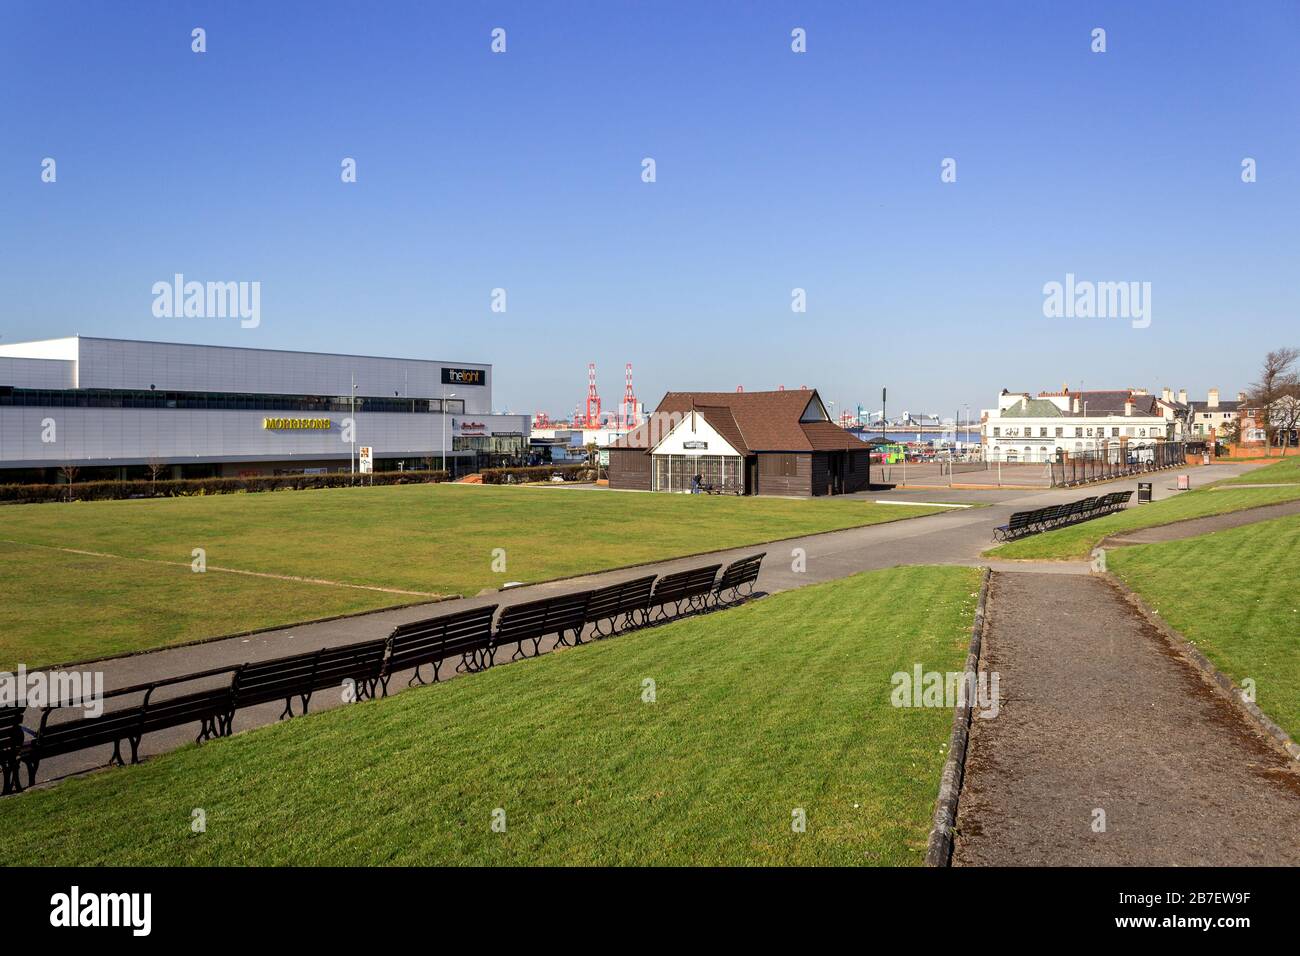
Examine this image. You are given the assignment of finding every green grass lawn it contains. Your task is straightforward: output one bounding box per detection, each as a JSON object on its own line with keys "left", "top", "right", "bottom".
{"left": 1109, "top": 514, "right": 1300, "bottom": 741}
{"left": 0, "top": 484, "right": 945, "bottom": 669}
{"left": 983, "top": 485, "right": 1300, "bottom": 560}
{"left": 0, "top": 543, "right": 409, "bottom": 669}
{"left": 0, "top": 565, "right": 982, "bottom": 866}
{"left": 1215, "top": 456, "right": 1300, "bottom": 485}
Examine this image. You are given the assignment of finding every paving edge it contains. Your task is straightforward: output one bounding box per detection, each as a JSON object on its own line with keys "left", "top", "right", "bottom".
{"left": 924, "top": 565, "right": 992, "bottom": 867}
{"left": 1100, "top": 572, "right": 1300, "bottom": 764}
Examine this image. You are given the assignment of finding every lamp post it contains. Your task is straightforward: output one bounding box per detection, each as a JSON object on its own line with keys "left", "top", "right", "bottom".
{"left": 350, "top": 372, "right": 357, "bottom": 481}
{"left": 442, "top": 389, "right": 456, "bottom": 475}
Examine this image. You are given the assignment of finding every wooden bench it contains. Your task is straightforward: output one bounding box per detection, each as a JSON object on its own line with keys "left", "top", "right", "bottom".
{"left": 1, "top": 706, "right": 23, "bottom": 795}
{"left": 381, "top": 604, "right": 498, "bottom": 694}
{"left": 491, "top": 591, "right": 592, "bottom": 664}
{"left": 231, "top": 639, "right": 388, "bottom": 721}
{"left": 649, "top": 564, "right": 722, "bottom": 621}
{"left": 711, "top": 553, "right": 765, "bottom": 607}
{"left": 992, "top": 511, "right": 1033, "bottom": 541}
{"left": 132, "top": 670, "right": 239, "bottom": 751}
{"left": 584, "top": 575, "right": 656, "bottom": 637}
{"left": 545, "top": 591, "right": 595, "bottom": 649}
{"left": 20, "top": 705, "right": 145, "bottom": 788}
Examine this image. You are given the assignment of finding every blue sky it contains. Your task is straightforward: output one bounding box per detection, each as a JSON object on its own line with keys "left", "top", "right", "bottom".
{"left": 2, "top": 1, "right": 1297, "bottom": 419}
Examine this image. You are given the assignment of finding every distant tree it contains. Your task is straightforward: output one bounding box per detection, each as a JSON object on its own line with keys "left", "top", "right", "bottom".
{"left": 1216, "top": 414, "right": 1242, "bottom": 446}
{"left": 146, "top": 457, "right": 168, "bottom": 483}
{"left": 1249, "top": 347, "right": 1299, "bottom": 456}
{"left": 58, "top": 464, "right": 80, "bottom": 501}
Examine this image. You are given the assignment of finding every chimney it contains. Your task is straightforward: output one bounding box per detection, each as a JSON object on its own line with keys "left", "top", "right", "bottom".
{"left": 1208, "top": 388, "right": 1219, "bottom": 408}
{"left": 1125, "top": 399, "right": 1134, "bottom": 416}
{"left": 1178, "top": 388, "right": 1187, "bottom": 404}
{"left": 1162, "top": 387, "right": 1172, "bottom": 403}
{"left": 1072, "top": 396, "right": 1080, "bottom": 414}
{"left": 1237, "top": 391, "right": 1246, "bottom": 403}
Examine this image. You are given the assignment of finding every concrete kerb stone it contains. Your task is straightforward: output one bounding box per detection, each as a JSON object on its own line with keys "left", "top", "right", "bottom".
{"left": 924, "top": 566, "right": 992, "bottom": 867}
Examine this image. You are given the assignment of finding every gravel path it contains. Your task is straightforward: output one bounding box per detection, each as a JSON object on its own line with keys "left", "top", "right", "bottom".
{"left": 952, "top": 571, "right": 1300, "bottom": 866}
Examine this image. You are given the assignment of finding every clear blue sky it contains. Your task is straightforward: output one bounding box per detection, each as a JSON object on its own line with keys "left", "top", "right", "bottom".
{"left": 2, "top": 1, "right": 1297, "bottom": 419}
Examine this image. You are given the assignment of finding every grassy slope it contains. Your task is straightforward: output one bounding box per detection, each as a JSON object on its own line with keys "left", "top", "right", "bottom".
{"left": 984, "top": 485, "right": 1300, "bottom": 560}
{"left": 0, "top": 565, "right": 982, "bottom": 866}
{"left": 1216, "top": 456, "right": 1300, "bottom": 485}
{"left": 0, "top": 543, "right": 404, "bottom": 669}
{"left": 1109, "top": 514, "right": 1300, "bottom": 740}
{"left": 0, "top": 484, "right": 943, "bottom": 668}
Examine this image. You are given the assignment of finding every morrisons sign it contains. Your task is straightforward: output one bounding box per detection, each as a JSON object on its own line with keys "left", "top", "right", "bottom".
{"left": 263, "top": 418, "right": 332, "bottom": 430}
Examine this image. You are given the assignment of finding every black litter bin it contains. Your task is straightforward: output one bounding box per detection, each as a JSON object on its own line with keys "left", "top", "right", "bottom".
{"left": 1137, "top": 481, "right": 1152, "bottom": 504}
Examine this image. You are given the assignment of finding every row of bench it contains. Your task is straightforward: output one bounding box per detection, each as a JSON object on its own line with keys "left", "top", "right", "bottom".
{"left": 992, "top": 491, "right": 1133, "bottom": 542}
{"left": 0, "top": 552, "right": 766, "bottom": 794}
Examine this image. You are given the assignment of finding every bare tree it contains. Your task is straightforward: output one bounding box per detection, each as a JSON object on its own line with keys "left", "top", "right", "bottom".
{"left": 58, "top": 464, "right": 80, "bottom": 502}
{"left": 1249, "top": 348, "right": 1299, "bottom": 456}
{"left": 146, "top": 457, "right": 168, "bottom": 483}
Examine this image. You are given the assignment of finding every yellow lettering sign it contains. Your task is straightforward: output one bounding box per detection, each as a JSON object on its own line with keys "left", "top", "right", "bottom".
{"left": 263, "top": 418, "right": 332, "bottom": 430}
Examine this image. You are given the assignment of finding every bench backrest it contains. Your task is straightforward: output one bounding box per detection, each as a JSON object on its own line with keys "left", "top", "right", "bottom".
{"left": 652, "top": 564, "right": 722, "bottom": 604}
{"left": 311, "top": 639, "right": 389, "bottom": 693}
{"left": 232, "top": 650, "right": 323, "bottom": 708}
{"left": 543, "top": 591, "right": 591, "bottom": 636}
{"left": 0, "top": 706, "right": 24, "bottom": 758}
{"left": 1007, "top": 511, "right": 1032, "bottom": 529}
{"left": 387, "top": 605, "right": 497, "bottom": 673}
{"left": 494, "top": 597, "right": 553, "bottom": 646}
{"left": 140, "top": 685, "right": 235, "bottom": 734}
{"left": 716, "top": 553, "right": 765, "bottom": 592}
{"left": 28, "top": 705, "right": 146, "bottom": 759}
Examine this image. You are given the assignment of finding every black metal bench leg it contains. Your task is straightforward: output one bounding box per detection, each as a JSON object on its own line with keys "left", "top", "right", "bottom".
{"left": 109, "top": 739, "right": 125, "bottom": 768}
{"left": 24, "top": 759, "right": 38, "bottom": 789}
{"left": 408, "top": 664, "right": 426, "bottom": 687}
{"left": 280, "top": 698, "right": 294, "bottom": 720}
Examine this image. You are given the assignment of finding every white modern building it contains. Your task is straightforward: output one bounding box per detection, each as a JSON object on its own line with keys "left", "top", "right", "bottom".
{"left": 981, "top": 387, "right": 1181, "bottom": 463}
{"left": 0, "top": 337, "right": 530, "bottom": 481}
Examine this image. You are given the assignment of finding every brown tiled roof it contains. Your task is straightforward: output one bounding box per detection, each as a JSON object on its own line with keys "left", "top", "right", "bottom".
{"left": 692, "top": 405, "right": 750, "bottom": 455}
{"left": 610, "top": 389, "right": 865, "bottom": 453}
{"left": 801, "top": 419, "right": 869, "bottom": 451}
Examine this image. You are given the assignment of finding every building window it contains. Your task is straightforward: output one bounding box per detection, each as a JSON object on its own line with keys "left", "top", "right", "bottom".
{"left": 993, "top": 427, "right": 1000, "bottom": 437}
{"left": 1039, "top": 427, "right": 1048, "bottom": 437}
{"left": 1075, "top": 427, "right": 1083, "bottom": 437}
{"left": 1055, "top": 427, "right": 1063, "bottom": 438}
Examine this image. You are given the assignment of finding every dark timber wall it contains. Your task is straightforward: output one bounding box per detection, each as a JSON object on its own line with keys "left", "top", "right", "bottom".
{"left": 755, "top": 453, "right": 812, "bottom": 496}
{"left": 608, "top": 448, "right": 651, "bottom": 491}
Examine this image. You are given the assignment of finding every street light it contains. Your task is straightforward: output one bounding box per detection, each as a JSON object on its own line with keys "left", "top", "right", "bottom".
{"left": 350, "top": 372, "right": 358, "bottom": 480}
